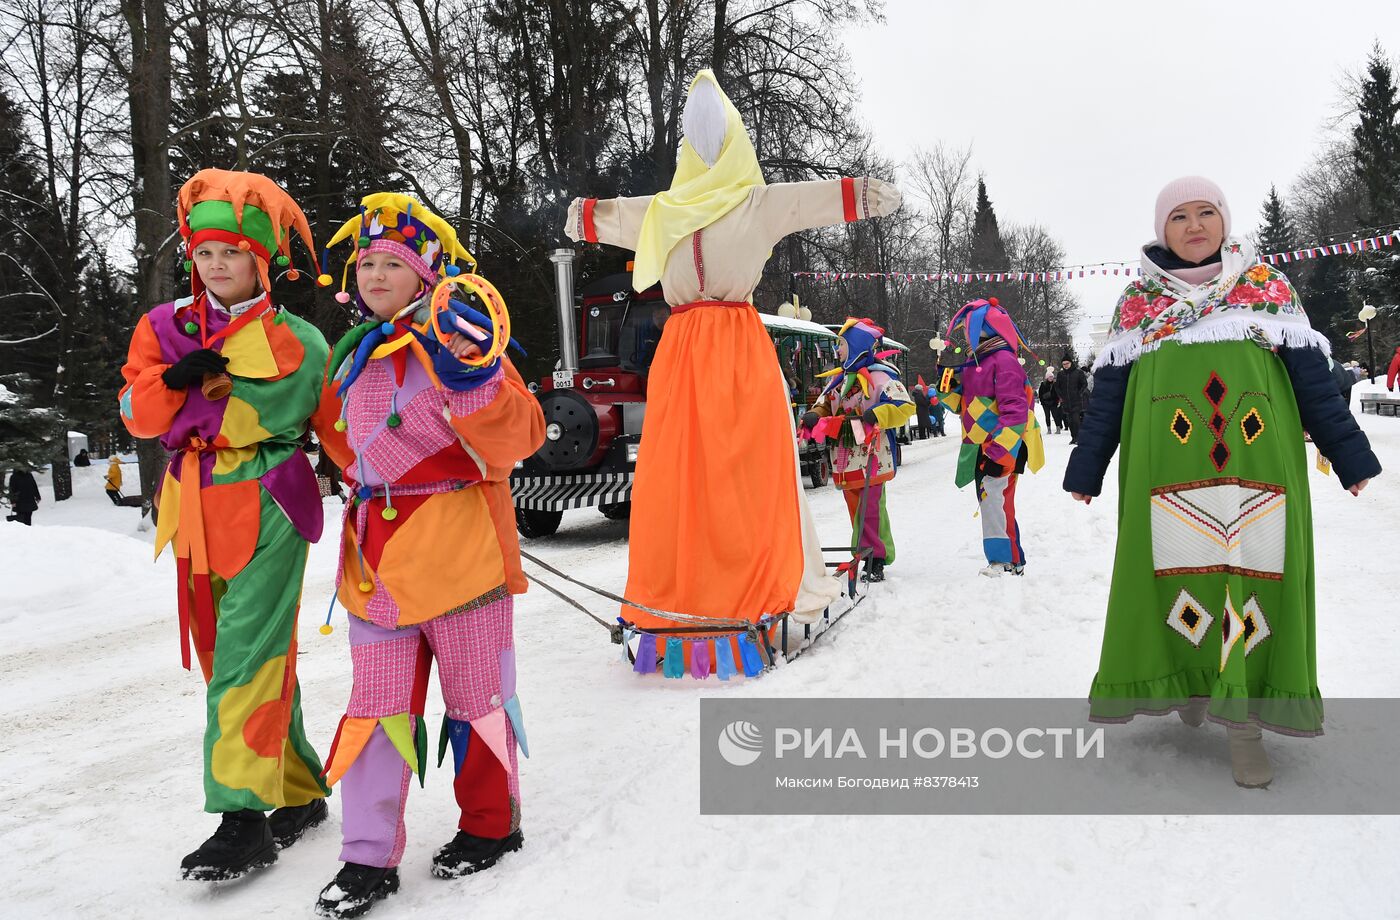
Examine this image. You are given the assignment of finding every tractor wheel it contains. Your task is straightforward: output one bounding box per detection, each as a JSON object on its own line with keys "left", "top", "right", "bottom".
{"left": 599, "top": 501, "right": 632, "bottom": 520}
{"left": 516, "top": 507, "right": 562, "bottom": 538}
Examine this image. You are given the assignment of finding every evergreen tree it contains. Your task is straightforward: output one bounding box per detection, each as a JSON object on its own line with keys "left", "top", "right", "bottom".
{"left": 62, "top": 255, "right": 135, "bottom": 447}
{"left": 1257, "top": 184, "right": 1296, "bottom": 257}
{"left": 1352, "top": 43, "right": 1400, "bottom": 223}
{"left": 969, "top": 178, "right": 1009, "bottom": 270}
{"left": 0, "top": 88, "right": 67, "bottom": 391}
{"left": 0, "top": 372, "right": 62, "bottom": 471}
{"left": 968, "top": 177, "right": 1014, "bottom": 310}
{"left": 1349, "top": 43, "right": 1400, "bottom": 364}
{"left": 249, "top": 4, "right": 405, "bottom": 340}
{"left": 169, "top": 0, "right": 239, "bottom": 179}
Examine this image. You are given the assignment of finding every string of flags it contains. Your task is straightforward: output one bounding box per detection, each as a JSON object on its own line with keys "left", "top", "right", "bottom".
{"left": 795, "top": 229, "right": 1400, "bottom": 285}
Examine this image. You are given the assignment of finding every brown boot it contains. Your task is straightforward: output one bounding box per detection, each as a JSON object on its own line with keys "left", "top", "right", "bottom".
{"left": 1227, "top": 722, "right": 1273, "bottom": 788}
{"left": 1177, "top": 698, "right": 1208, "bottom": 728}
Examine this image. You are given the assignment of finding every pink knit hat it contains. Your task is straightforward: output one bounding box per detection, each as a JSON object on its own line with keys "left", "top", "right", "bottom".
{"left": 1154, "top": 176, "right": 1230, "bottom": 247}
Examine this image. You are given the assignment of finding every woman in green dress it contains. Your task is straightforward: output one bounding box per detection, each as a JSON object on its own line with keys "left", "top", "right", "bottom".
{"left": 1064, "top": 176, "right": 1381, "bottom": 787}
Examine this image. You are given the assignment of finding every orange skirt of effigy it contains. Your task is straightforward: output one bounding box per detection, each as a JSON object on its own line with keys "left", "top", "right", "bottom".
{"left": 622, "top": 301, "right": 802, "bottom": 632}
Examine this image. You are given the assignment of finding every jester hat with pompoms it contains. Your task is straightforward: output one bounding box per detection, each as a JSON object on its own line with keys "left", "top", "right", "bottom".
{"left": 938, "top": 297, "right": 1039, "bottom": 367}
{"left": 177, "top": 168, "right": 327, "bottom": 299}
{"left": 324, "top": 192, "right": 522, "bottom": 398}
{"left": 324, "top": 192, "right": 475, "bottom": 313}
{"left": 817, "top": 316, "right": 903, "bottom": 400}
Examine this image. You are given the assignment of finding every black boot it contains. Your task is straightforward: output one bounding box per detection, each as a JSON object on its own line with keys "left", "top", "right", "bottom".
{"left": 431, "top": 828, "right": 524, "bottom": 879}
{"left": 861, "top": 557, "right": 885, "bottom": 583}
{"left": 180, "top": 809, "right": 276, "bottom": 881}
{"left": 316, "top": 863, "right": 399, "bottom": 919}
{"left": 269, "top": 797, "right": 328, "bottom": 849}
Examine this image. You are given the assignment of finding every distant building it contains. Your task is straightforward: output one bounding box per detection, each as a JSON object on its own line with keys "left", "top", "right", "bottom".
{"left": 1089, "top": 320, "right": 1112, "bottom": 356}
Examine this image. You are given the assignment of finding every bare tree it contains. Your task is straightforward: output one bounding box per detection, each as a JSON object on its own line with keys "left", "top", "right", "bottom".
{"left": 906, "top": 142, "right": 975, "bottom": 332}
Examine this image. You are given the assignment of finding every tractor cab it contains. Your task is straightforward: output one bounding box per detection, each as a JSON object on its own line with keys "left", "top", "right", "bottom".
{"left": 510, "top": 264, "right": 663, "bottom": 538}
{"left": 578, "top": 273, "right": 670, "bottom": 378}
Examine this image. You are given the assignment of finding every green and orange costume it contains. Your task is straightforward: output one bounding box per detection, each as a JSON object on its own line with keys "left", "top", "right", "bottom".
{"left": 119, "top": 169, "right": 332, "bottom": 812}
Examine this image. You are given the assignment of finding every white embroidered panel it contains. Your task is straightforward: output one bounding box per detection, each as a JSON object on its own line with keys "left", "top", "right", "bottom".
{"left": 1149, "top": 480, "right": 1286, "bottom": 579}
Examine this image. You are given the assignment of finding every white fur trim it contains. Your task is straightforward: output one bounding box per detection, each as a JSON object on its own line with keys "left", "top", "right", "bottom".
{"left": 1095, "top": 311, "right": 1330, "bottom": 370}
{"left": 683, "top": 79, "right": 727, "bottom": 167}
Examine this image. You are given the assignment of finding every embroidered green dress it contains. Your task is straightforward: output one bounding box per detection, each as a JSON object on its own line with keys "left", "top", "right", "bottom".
{"left": 1086, "top": 243, "right": 1338, "bottom": 735}
{"left": 1089, "top": 337, "right": 1321, "bottom": 733}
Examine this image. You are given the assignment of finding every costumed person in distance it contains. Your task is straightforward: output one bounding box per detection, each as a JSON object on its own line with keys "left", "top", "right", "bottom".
{"left": 117, "top": 169, "right": 333, "bottom": 880}
{"left": 563, "top": 70, "right": 900, "bottom": 673}
{"left": 800, "top": 317, "right": 916, "bottom": 582}
{"left": 309, "top": 193, "right": 544, "bottom": 917}
{"left": 1064, "top": 176, "right": 1381, "bottom": 787}
{"left": 936, "top": 297, "right": 1045, "bottom": 577}
{"left": 911, "top": 376, "right": 933, "bottom": 439}
{"left": 1038, "top": 370, "right": 1063, "bottom": 434}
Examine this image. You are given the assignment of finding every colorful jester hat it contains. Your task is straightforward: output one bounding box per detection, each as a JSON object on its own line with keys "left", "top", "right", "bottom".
{"left": 938, "top": 297, "right": 1038, "bottom": 368}
{"left": 324, "top": 191, "right": 475, "bottom": 311}
{"left": 325, "top": 192, "right": 521, "bottom": 399}
{"left": 818, "top": 316, "right": 902, "bottom": 400}
{"left": 177, "top": 168, "right": 326, "bottom": 299}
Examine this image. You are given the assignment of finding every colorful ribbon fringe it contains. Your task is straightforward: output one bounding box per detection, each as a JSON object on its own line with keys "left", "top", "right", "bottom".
{"left": 624, "top": 631, "right": 773, "bottom": 681}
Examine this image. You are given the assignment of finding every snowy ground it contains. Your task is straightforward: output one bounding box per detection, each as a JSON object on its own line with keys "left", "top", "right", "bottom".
{"left": 4, "top": 385, "right": 1399, "bottom": 919}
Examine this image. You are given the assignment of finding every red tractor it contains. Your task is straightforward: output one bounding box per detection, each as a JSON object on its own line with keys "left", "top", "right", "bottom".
{"left": 510, "top": 251, "right": 664, "bottom": 537}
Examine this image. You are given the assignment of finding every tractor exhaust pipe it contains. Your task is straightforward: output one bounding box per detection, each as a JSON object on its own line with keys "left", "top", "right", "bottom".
{"left": 549, "top": 248, "right": 579, "bottom": 376}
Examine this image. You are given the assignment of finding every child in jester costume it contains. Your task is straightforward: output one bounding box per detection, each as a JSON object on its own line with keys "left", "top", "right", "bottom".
{"left": 800, "top": 317, "right": 916, "bottom": 582}
{"left": 118, "top": 169, "right": 333, "bottom": 881}
{"left": 309, "top": 193, "right": 544, "bottom": 918}
{"left": 937, "top": 297, "right": 1045, "bottom": 577}
{"left": 1065, "top": 177, "right": 1381, "bottom": 788}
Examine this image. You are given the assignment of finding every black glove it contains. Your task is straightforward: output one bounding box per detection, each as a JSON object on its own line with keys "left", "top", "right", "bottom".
{"left": 162, "top": 349, "right": 228, "bottom": 389}
{"left": 800, "top": 411, "right": 821, "bottom": 430}
{"left": 861, "top": 408, "right": 879, "bottom": 428}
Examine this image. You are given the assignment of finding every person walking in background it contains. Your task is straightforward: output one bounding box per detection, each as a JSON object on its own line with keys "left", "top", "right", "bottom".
{"left": 104, "top": 455, "right": 146, "bottom": 509}
{"left": 912, "top": 380, "right": 933, "bottom": 440}
{"left": 105, "top": 455, "right": 123, "bottom": 502}
{"left": 1386, "top": 345, "right": 1400, "bottom": 392}
{"left": 929, "top": 388, "right": 948, "bottom": 436}
{"left": 1053, "top": 354, "right": 1088, "bottom": 443}
{"left": 5, "top": 469, "right": 40, "bottom": 525}
{"left": 1038, "top": 371, "right": 1062, "bottom": 433}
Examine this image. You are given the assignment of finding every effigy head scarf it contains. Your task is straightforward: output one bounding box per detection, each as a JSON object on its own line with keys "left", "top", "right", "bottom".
{"left": 631, "top": 69, "right": 766, "bottom": 292}
{"left": 177, "top": 168, "right": 324, "bottom": 299}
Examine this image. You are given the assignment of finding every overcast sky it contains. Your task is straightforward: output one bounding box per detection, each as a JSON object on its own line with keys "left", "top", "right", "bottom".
{"left": 842, "top": 0, "right": 1399, "bottom": 336}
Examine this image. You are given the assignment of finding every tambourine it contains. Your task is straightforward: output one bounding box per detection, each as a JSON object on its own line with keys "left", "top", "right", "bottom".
{"left": 426, "top": 271, "right": 511, "bottom": 367}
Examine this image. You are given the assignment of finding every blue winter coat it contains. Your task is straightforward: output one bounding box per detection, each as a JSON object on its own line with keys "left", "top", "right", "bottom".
{"left": 1064, "top": 344, "right": 1381, "bottom": 495}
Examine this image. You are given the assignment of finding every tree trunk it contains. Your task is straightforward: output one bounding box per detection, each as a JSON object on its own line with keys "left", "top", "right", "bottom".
{"left": 711, "top": 0, "right": 729, "bottom": 84}
{"left": 120, "top": 0, "right": 175, "bottom": 502}
{"left": 51, "top": 449, "right": 72, "bottom": 501}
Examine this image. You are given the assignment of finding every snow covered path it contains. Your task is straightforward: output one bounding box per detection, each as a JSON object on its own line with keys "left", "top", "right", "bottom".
{"left": 3, "top": 390, "right": 1398, "bottom": 919}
